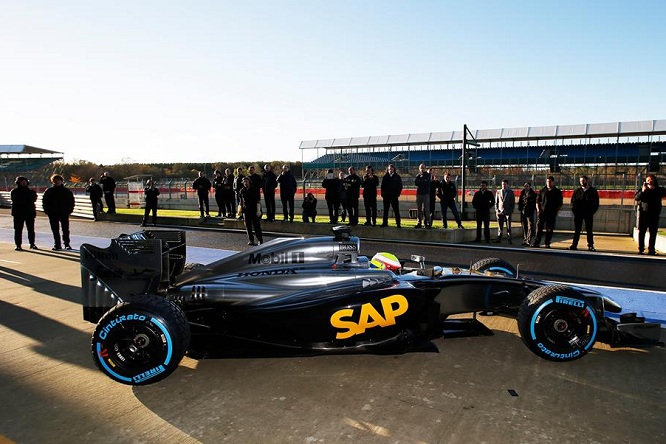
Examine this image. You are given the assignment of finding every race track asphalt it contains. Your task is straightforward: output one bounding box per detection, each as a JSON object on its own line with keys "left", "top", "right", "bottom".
{"left": 1, "top": 212, "right": 664, "bottom": 444}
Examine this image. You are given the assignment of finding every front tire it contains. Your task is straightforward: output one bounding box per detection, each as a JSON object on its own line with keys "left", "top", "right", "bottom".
{"left": 517, "top": 285, "right": 598, "bottom": 362}
{"left": 91, "top": 294, "right": 190, "bottom": 385}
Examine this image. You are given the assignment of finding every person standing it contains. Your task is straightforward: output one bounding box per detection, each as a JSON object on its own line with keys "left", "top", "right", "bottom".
{"left": 233, "top": 167, "right": 245, "bottom": 219}
{"left": 141, "top": 179, "right": 160, "bottom": 227}
{"left": 429, "top": 169, "right": 439, "bottom": 226}
{"left": 85, "top": 177, "right": 104, "bottom": 221}
{"left": 99, "top": 171, "right": 116, "bottom": 214}
{"left": 322, "top": 168, "right": 340, "bottom": 223}
{"left": 222, "top": 168, "right": 236, "bottom": 218}
{"left": 277, "top": 164, "right": 297, "bottom": 222}
{"left": 569, "top": 175, "right": 600, "bottom": 251}
{"left": 494, "top": 179, "right": 515, "bottom": 243}
{"left": 343, "top": 166, "right": 362, "bottom": 226}
{"left": 42, "top": 174, "right": 75, "bottom": 251}
{"left": 247, "top": 165, "right": 263, "bottom": 217}
{"left": 438, "top": 172, "right": 464, "bottom": 229}
{"left": 262, "top": 164, "right": 278, "bottom": 222}
{"left": 212, "top": 170, "right": 225, "bottom": 217}
{"left": 361, "top": 165, "right": 379, "bottom": 226}
{"left": 337, "top": 171, "right": 348, "bottom": 222}
{"left": 380, "top": 164, "right": 402, "bottom": 228}
{"left": 192, "top": 170, "right": 212, "bottom": 219}
{"left": 519, "top": 182, "right": 537, "bottom": 246}
{"left": 635, "top": 174, "right": 666, "bottom": 255}
{"left": 472, "top": 181, "right": 494, "bottom": 242}
{"left": 414, "top": 163, "right": 432, "bottom": 228}
{"left": 10, "top": 176, "right": 38, "bottom": 251}
{"left": 532, "top": 176, "right": 563, "bottom": 248}
{"left": 239, "top": 176, "right": 263, "bottom": 245}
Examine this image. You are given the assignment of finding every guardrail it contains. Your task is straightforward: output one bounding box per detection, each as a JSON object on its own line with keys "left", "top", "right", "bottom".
{"left": 0, "top": 191, "right": 95, "bottom": 219}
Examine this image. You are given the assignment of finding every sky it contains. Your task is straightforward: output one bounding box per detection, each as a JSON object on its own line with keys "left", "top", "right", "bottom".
{"left": 1, "top": 0, "right": 665, "bottom": 166}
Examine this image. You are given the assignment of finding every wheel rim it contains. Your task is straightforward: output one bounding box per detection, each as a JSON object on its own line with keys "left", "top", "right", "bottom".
{"left": 95, "top": 316, "right": 173, "bottom": 384}
{"left": 529, "top": 299, "right": 597, "bottom": 359}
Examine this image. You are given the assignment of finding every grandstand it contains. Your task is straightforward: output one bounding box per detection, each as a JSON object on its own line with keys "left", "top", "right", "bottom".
{"left": 0, "top": 145, "right": 64, "bottom": 176}
{"left": 301, "top": 120, "right": 665, "bottom": 184}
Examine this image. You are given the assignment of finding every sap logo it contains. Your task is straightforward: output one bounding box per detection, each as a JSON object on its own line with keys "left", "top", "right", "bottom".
{"left": 555, "top": 296, "right": 586, "bottom": 308}
{"left": 338, "top": 243, "right": 358, "bottom": 252}
{"left": 249, "top": 251, "right": 305, "bottom": 265}
{"left": 330, "top": 295, "right": 408, "bottom": 340}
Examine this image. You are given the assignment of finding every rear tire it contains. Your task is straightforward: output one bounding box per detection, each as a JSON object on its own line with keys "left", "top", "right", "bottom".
{"left": 471, "top": 257, "right": 516, "bottom": 277}
{"left": 91, "top": 294, "right": 190, "bottom": 385}
{"left": 517, "top": 285, "right": 597, "bottom": 362}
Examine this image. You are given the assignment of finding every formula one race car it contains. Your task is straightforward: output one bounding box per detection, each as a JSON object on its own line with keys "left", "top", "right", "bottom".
{"left": 80, "top": 227, "right": 663, "bottom": 385}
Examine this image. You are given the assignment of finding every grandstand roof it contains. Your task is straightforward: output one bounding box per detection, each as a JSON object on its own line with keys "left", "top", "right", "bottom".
{"left": 0, "top": 145, "right": 64, "bottom": 174}
{"left": 0, "top": 145, "right": 64, "bottom": 156}
{"left": 299, "top": 119, "right": 666, "bottom": 150}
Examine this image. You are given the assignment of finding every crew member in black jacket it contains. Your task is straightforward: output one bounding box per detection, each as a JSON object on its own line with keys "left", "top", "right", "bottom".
{"left": 192, "top": 171, "right": 212, "bottom": 219}
{"left": 322, "top": 169, "right": 340, "bottom": 223}
{"left": 262, "top": 164, "right": 278, "bottom": 222}
{"left": 85, "top": 177, "right": 104, "bottom": 221}
{"left": 635, "top": 174, "right": 666, "bottom": 255}
{"left": 277, "top": 165, "right": 297, "bottom": 222}
{"left": 10, "top": 176, "right": 38, "bottom": 251}
{"left": 414, "top": 164, "right": 432, "bottom": 229}
{"left": 42, "top": 174, "right": 75, "bottom": 250}
{"left": 141, "top": 179, "right": 160, "bottom": 227}
{"left": 472, "top": 181, "right": 494, "bottom": 242}
{"left": 532, "top": 176, "right": 563, "bottom": 248}
{"left": 239, "top": 176, "right": 263, "bottom": 245}
{"left": 233, "top": 167, "right": 245, "bottom": 219}
{"left": 221, "top": 168, "right": 236, "bottom": 217}
{"left": 212, "top": 170, "right": 226, "bottom": 217}
{"left": 380, "top": 164, "right": 402, "bottom": 228}
{"left": 99, "top": 171, "right": 116, "bottom": 214}
{"left": 569, "top": 175, "right": 600, "bottom": 251}
{"left": 438, "top": 172, "right": 464, "bottom": 229}
{"left": 518, "top": 182, "right": 537, "bottom": 246}
{"left": 343, "top": 166, "right": 362, "bottom": 226}
{"left": 361, "top": 165, "right": 379, "bottom": 226}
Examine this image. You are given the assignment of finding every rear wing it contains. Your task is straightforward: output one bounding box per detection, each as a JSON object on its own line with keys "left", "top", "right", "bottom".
{"left": 80, "top": 230, "right": 186, "bottom": 323}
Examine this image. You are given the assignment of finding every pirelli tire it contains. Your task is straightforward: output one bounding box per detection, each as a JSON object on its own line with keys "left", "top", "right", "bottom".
{"left": 471, "top": 257, "right": 516, "bottom": 277}
{"left": 91, "top": 294, "right": 190, "bottom": 385}
{"left": 517, "top": 285, "right": 598, "bottom": 362}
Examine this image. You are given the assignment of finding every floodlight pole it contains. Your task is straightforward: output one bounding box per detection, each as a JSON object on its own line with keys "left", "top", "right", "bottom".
{"left": 461, "top": 124, "right": 480, "bottom": 221}
{"left": 461, "top": 125, "right": 468, "bottom": 220}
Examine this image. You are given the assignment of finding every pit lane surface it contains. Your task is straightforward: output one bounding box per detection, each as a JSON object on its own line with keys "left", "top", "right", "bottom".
{"left": 1, "top": 214, "right": 665, "bottom": 443}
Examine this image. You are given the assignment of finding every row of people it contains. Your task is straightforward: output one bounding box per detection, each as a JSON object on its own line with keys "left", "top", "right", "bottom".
{"left": 148, "top": 169, "right": 666, "bottom": 255}
{"left": 321, "top": 163, "right": 465, "bottom": 229}
{"left": 472, "top": 174, "right": 666, "bottom": 255}
{"left": 83, "top": 172, "right": 117, "bottom": 220}
{"left": 12, "top": 174, "right": 74, "bottom": 251}
{"left": 472, "top": 176, "right": 594, "bottom": 249}
{"left": 10, "top": 171, "right": 666, "bottom": 255}
{"left": 192, "top": 165, "right": 298, "bottom": 223}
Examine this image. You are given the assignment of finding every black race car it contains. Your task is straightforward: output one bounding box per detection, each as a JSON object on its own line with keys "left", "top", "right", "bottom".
{"left": 80, "top": 226, "right": 662, "bottom": 385}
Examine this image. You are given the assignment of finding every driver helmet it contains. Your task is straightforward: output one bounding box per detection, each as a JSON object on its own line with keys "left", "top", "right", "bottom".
{"left": 370, "top": 252, "right": 401, "bottom": 272}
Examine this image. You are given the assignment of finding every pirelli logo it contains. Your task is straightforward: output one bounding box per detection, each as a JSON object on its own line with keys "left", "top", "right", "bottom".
{"left": 249, "top": 251, "right": 305, "bottom": 265}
